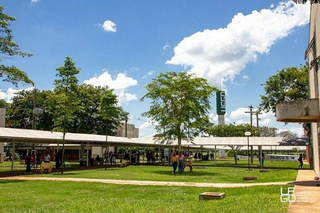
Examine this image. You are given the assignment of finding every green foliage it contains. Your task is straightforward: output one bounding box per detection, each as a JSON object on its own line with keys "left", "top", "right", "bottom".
{"left": 51, "top": 56, "right": 82, "bottom": 132}
{"left": 141, "top": 72, "right": 217, "bottom": 153}
{"left": 97, "top": 89, "right": 126, "bottom": 135}
{"left": 7, "top": 89, "right": 54, "bottom": 130}
{"left": 0, "top": 6, "right": 33, "bottom": 86}
{"left": 207, "top": 124, "right": 259, "bottom": 137}
{"left": 260, "top": 66, "right": 309, "bottom": 113}
{"left": 277, "top": 130, "right": 298, "bottom": 139}
{"left": 259, "top": 126, "right": 277, "bottom": 137}
{"left": 0, "top": 99, "right": 8, "bottom": 108}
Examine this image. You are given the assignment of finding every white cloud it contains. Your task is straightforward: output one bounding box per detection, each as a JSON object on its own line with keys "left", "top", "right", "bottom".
{"left": 230, "top": 107, "right": 273, "bottom": 120}
{"left": 31, "top": 0, "right": 40, "bottom": 3}
{"left": 163, "top": 42, "right": 171, "bottom": 50}
{"left": 270, "top": 4, "right": 275, "bottom": 8}
{"left": 242, "top": 75, "right": 249, "bottom": 79}
{"left": 99, "top": 20, "right": 117, "bottom": 32}
{"left": 278, "top": 126, "right": 304, "bottom": 137}
{"left": 235, "top": 119, "right": 249, "bottom": 125}
{"left": 139, "top": 120, "right": 154, "bottom": 130}
{"left": 260, "top": 118, "right": 272, "bottom": 126}
{"left": 167, "top": 1, "right": 309, "bottom": 87}
{"left": 84, "top": 70, "right": 138, "bottom": 105}
{"left": 142, "top": 70, "right": 155, "bottom": 79}
{"left": 0, "top": 87, "right": 34, "bottom": 103}
{"left": 230, "top": 107, "right": 248, "bottom": 119}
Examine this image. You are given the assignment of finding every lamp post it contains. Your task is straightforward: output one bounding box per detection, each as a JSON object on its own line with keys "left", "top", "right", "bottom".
{"left": 245, "top": 131, "right": 251, "bottom": 171}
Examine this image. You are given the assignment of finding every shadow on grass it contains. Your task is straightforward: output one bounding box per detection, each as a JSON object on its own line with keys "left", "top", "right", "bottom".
{"left": 151, "top": 170, "right": 216, "bottom": 176}
{"left": 289, "top": 180, "right": 320, "bottom": 187}
{"left": 51, "top": 173, "right": 79, "bottom": 176}
{"left": 0, "top": 180, "right": 26, "bottom": 184}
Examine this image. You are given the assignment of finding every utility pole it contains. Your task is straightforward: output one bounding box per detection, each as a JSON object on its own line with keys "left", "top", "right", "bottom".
{"left": 245, "top": 105, "right": 256, "bottom": 127}
{"left": 256, "top": 109, "right": 261, "bottom": 130}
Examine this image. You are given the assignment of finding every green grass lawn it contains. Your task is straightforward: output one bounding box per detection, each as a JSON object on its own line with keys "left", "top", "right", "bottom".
{"left": 192, "top": 158, "right": 309, "bottom": 169}
{"left": 0, "top": 180, "right": 290, "bottom": 213}
{"left": 30, "top": 164, "right": 298, "bottom": 183}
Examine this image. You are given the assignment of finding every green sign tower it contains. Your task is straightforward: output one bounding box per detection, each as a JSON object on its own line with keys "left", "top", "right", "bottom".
{"left": 216, "top": 91, "right": 226, "bottom": 125}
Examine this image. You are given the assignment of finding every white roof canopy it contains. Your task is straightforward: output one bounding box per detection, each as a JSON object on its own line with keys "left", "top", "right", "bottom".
{"left": 0, "top": 128, "right": 306, "bottom": 148}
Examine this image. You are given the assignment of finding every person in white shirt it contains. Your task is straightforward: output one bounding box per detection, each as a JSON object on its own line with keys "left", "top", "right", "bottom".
{"left": 44, "top": 151, "right": 50, "bottom": 163}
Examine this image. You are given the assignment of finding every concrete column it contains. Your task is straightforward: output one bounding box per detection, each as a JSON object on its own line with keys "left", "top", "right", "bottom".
{"left": 214, "top": 145, "right": 217, "bottom": 167}
{"left": 312, "top": 123, "right": 320, "bottom": 176}
{"left": 0, "top": 108, "right": 5, "bottom": 163}
{"left": 11, "top": 142, "right": 15, "bottom": 171}
{"left": 86, "top": 142, "right": 89, "bottom": 167}
{"left": 251, "top": 146, "right": 253, "bottom": 163}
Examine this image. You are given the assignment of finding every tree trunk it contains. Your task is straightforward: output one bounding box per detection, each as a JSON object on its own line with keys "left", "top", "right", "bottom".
{"left": 178, "top": 137, "right": 182, "bottom": 157}
{"left": 234, "top": 150, "right": 238, "bottom": 165}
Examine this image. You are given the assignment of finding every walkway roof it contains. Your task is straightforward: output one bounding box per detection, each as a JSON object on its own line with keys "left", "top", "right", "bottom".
{"left": 0, "top": 127, "right": 306, "bottom": 148}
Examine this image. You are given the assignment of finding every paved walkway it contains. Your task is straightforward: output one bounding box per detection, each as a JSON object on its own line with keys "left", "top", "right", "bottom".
{"left": 0, "top": 176, "right": 290, "bottom": 188}
{"left": 288, "top": 170, "right": 320, "bottom": 213}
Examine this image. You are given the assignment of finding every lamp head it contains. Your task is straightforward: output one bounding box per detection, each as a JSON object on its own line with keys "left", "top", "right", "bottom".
{"left": 244, "top": 131, "right": 251, "bottom": 137}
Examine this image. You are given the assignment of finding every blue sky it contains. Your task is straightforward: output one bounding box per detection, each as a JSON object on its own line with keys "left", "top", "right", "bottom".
{"left": 0, "top": 0, "right": 310, "bottom": 137}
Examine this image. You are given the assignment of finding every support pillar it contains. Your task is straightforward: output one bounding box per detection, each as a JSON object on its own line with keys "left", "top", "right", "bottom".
{"left": 11, "top": 142, "right": 15, "bottom": 171}
{"left": 251, "top": 146, "right": 253, "bottom": 163}
{"left": 86, "top": 142, "right": 89, "bottom": 167}
{"left": 214, "top": 145, "right": 217, "bottom": 167}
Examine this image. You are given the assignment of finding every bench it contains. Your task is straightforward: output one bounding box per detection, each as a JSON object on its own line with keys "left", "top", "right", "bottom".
{"left": 40, "top": 162, "right": 53, "bottom": 174}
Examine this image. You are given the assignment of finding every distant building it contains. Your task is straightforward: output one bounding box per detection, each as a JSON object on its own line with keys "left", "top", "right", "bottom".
{"left": 116, "top": 123, "right": 139, "bottom": 138}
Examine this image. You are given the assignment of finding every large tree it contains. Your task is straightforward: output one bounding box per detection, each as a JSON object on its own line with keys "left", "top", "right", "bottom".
{"left": 207, "top": 124, "right": 259, "bottom": 164}
{"left": 51, "top": 56, "right": 82, "bottom": 172}
{"left": 260, "top": 66, "right": 309, "bottom": 114}
{"left": 7, "top": 89, "right": 54, "bottom": 130}
{"left": 0, "top": 6, "right": 33, "bottom": 86}
{"left": 141, "top": 72, "right": 217, "bottom": 156}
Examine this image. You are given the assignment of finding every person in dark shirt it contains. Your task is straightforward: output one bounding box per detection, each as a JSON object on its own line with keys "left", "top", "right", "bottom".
{"left": 25, "top": 153, "right": 31, "bottom": 174}
{"left": 298, "top": 154, "right": 303, "bottom": 168}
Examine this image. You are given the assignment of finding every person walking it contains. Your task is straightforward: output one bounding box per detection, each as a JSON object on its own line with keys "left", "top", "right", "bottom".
{"left": 178, "top": 152, "right": 184, "bottom": 173}
{"left": 171, "top": 152, "right": 178, "bottom": 175}
{"left": 298, "top": 154, "right": 303, "bottom": 168}
{"left": 188, "top": 152, "right": 193, "bottom": 173}
{"left": 25, "top": 153, "right": 31, "bottom": 174}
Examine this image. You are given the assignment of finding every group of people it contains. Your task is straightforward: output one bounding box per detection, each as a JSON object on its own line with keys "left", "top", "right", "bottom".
{"left": 25, "top": 150, "right": 51, "bottom": 174}
{"left": 171, "top": 151, "right": 193, "bottom": 175}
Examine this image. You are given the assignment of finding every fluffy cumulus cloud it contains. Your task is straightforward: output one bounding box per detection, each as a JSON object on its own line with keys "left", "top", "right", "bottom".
{"left": 242, "top": 75, "right": 249, "bottom": 79}
{"left": 167, "top": 1, "right": 310, "bottom": 87}
{"left": 100, "top": 20, "right": 117, "bottom": 32}
{"left": 84, "top": 70, "right": 138, "bottom": 105}
{"left": 0, "top": 87, "right": 34, "bottom": 103}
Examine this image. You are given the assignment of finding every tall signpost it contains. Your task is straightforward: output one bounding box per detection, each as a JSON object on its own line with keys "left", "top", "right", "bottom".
{"left": 216, "top": 91, "right": 226, "bottom": 125}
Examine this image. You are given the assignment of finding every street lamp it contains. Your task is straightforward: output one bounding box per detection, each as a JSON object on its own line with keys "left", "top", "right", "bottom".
{"left": 245, "top": 131, "right": 251, "bottom": 171}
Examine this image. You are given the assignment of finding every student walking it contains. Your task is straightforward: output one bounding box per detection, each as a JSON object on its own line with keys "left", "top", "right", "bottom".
{"left": 298, "top": 154, "right": 303, "bottom": 168}
{"left": 178, "top": 152, "right": 184, "bottom": 173}
{"left": 171, "top": 152, "right": 178, "bottom": 175}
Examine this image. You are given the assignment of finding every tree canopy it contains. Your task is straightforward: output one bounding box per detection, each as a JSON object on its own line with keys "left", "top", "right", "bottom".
{"left": 260, "top": 66, "right": 309, "bottom": 114}
{"left": 141, "top": 71, "right": 217, "bottom": 155}
{"left": 0, "top": 6, "right": 33, "bottom": 86}
{"left": 207, "top": 124, "right": 259, "bottom": 137}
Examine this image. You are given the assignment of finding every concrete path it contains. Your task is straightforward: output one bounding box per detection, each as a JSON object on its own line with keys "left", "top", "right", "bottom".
{"left": 0, "top": 176, "right": 290, "bottom": 188}
{"left": 288, "top": 170, "right": 320, "bottom": 213}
